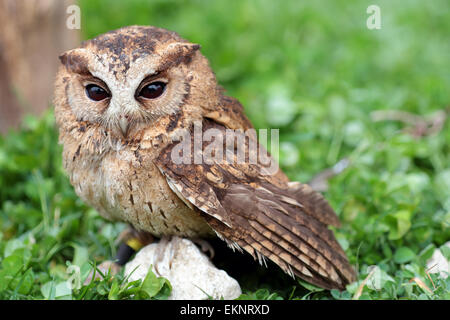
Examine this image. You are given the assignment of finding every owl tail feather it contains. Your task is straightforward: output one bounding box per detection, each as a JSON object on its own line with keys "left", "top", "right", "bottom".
{"left": 217, "top": 183, "right": 356, "bottom": 290}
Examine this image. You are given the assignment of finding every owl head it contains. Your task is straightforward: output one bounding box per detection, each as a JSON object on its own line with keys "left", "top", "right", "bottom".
{"left": 54, "top": 26, "right": 219, "bottom": 138}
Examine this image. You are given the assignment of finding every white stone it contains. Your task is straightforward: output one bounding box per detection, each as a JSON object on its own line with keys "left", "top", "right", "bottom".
{"left": 426, "top": 241, "right": 450, "bottom": 279}
{"left": 124, "top": 236, "right": 242, "bottom": 300}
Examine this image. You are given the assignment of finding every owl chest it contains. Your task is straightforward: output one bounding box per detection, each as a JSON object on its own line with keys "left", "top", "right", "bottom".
{"left": 68, "top": 149, "right": 213, "bottom": 238}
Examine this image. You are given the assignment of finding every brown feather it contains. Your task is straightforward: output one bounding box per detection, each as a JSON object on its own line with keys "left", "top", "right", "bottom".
{"left": 155, "top": 118, "right": 356, "bottom": 290}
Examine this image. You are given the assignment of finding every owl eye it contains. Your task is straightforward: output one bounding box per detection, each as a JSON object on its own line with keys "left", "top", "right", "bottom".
{"left": 138, "top": 81, "right": 166, "bottom": 99}
{"left": 85, "top": 84, "right": 110, "bottom": 101}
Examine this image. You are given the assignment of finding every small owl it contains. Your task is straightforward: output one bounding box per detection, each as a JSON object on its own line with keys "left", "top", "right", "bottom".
{"left": 54, "top": 26, "right": 356, "bottom": 290}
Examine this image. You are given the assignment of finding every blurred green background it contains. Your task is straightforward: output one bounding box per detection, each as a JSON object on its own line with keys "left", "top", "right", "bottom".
{"left": 0, "top": 0, "right": 449, "bottom": 299}
{"left": 79, "top": 0, "right": 450, "bottom": 180}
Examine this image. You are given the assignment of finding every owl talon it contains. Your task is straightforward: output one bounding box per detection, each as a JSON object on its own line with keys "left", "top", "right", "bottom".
{"left": 192, "top": 238, "right": 215, "bottom": 259}
{"left": 118, "top": 226, "right": 154, "bottom": 248}
{"left": 113, "top": 226, "right": 156, "bottom": 267}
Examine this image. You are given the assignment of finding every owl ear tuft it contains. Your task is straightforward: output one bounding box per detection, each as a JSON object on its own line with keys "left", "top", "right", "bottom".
{"left": 58, "top": 48, "right": 91, "bottom": 75}
{"left": 160, "top": 42, "right": 201, "bottom": 66}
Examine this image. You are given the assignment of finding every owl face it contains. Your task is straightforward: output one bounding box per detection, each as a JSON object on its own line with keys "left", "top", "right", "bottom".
{"left": 57, "top": 26, "right": 206, "bottom": 138}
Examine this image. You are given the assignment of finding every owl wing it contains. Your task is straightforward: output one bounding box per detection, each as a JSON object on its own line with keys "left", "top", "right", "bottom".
{"left": 154, "top": 113, "right": 355, "bottom": 290}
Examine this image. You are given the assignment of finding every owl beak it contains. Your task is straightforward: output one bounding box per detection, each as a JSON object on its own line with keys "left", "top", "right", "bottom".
{"left": 119, "top": 117, "right": 129, "bottom": 137}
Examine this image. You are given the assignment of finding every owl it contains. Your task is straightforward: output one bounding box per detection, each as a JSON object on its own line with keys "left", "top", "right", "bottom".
{"left": 54, "top": 25, "right": 356, "bottom": 290}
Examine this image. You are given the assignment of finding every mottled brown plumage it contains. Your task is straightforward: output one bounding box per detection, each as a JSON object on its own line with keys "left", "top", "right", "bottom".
{"left": 54, "top": 25, "right": 356, "bottom": 290}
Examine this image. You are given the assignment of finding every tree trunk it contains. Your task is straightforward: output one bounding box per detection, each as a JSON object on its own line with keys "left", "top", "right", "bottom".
{"left": 0, "top": 0, "right": 80, "bottom": 133}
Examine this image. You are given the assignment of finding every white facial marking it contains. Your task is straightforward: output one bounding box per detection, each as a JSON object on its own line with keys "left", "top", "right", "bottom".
{"left": 88, "top": 54, "right": 162, "bottom": 133}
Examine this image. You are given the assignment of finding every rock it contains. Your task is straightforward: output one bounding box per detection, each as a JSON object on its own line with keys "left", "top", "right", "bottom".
{"left": 426, "top": 241, "right": 450, "bottom": 279}
{"left": 124, "top": 236, "right": 242, "bottom": 300}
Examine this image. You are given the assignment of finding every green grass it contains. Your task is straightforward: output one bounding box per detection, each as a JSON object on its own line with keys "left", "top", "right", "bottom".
{"left": 0, "top": 0, "right": 449, "bottom": 299}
